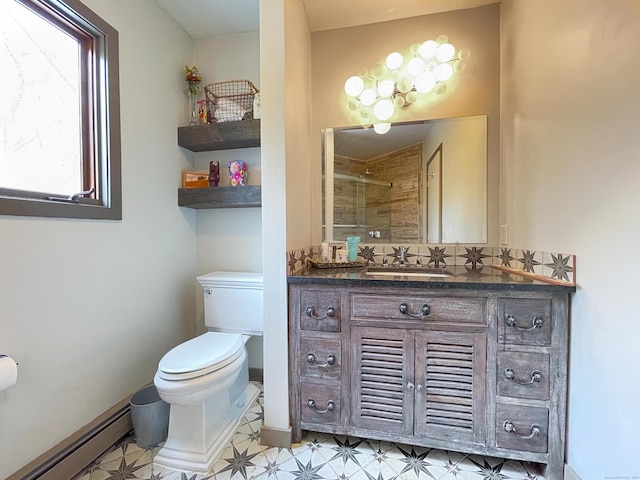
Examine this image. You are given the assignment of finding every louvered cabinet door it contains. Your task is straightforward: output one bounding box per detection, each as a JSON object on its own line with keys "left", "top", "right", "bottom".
{"left": 351, "top": 326, "right": 414, "bottom": 435}
{"left": 414, "top": 331, "right": 487, "bottom": 445}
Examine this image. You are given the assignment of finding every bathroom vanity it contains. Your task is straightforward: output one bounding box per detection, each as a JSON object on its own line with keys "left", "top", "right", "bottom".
{"left": 288, "top": 266, "right": 574, "bottom": 480}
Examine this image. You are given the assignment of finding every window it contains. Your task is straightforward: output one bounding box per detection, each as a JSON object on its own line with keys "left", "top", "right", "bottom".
{"left": 0, "top": 0, "right": 121, "bottom": 219}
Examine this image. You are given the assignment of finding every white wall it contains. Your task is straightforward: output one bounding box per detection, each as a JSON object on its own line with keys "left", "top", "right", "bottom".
{"left": 259, "top": 0, "right": 289, "bottom": 435}
{"left": 0, "top": 1, "right": 196, "bottom": 477}
{"left": 500, "top": 1, "right": 640, "bottom": 477}
{"left": 192, "top": 31, "right": 263, "bottom": 368}
{"left": 258, "top": 0, "right": 313, "bottom": 441}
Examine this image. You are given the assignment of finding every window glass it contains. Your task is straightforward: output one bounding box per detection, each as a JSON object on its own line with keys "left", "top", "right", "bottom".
{"left": 0, "top": 0, "right": 82, "bottom": 196}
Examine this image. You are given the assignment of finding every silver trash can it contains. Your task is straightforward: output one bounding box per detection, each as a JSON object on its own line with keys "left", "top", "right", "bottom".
{"left": 129, "top": 385, "right": 169, "bottom": 449}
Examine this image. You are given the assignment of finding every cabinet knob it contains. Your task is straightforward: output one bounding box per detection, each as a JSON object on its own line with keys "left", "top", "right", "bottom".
{"left": 306, "top": 306, "right": 335, "bottom": 320}
{"left": 504, "top": 368, "right": 542, "bottom": 385}
{"left": 306, "top": 399, "right": 335, "bottom": 414}
{"left": 306, "top": 353, "right": 336, "bottom": 368}
{"left": 406, "top": 382, "right": 415, "bottom": 391}
{"left": 399, "top": 303, "right": 430, "bottom": 318}
{"left": 504, "top": 314, "right": 543, "bottom": 330}
{"left": 503, "top": 421, "right": 541, "bottom": 440}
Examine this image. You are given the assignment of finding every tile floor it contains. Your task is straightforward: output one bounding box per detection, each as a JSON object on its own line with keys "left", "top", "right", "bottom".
{"left": 74, "top": 384, "right": 545, "bottom": 480}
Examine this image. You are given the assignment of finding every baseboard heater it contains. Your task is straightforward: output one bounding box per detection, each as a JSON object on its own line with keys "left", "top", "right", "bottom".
{"left": 7, "top": 395, "right": 133, "bottom": 480}
{"left": 8, "top": 370, "right": 264, "bottom": 479}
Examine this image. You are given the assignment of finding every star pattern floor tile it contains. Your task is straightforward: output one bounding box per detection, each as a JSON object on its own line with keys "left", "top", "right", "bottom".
{"left": 73, "top": 384, "right": 545, "bottom": 480}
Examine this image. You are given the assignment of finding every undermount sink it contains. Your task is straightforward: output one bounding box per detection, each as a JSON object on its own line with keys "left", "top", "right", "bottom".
{"left": 364, "top": 266, "right": 453, "bottom": 278}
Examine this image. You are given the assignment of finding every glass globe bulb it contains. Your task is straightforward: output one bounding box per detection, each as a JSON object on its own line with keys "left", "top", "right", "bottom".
{"left": 373, "top": 99, "right": 394, "bottom": 121}
{"left": 377, "top": 79, "right": 395, "bottom": 98}
{"left": 344, "top": 76, "right": 365, "bottom": 97}
{"left": 360, "top": 107, "right": 371, "bottom": 119}
{"left": 393, "top": 96, "right": 406, "bottom": 108}
{"left": 434, "top": 83, "right": 447, "bottom": 95}
{"left": 374, "top": 123, "right": 391, "bottom": 134}
{"left": 414, "top": 71, "right": 436, "bottom": 93}
{"left": 419, "top": 40, "right": 437, "bottom": 60}
{"left": 347, "top": 100, "right": 359, "bottom": 111}
{"left": 435, "top": 63, "right": 454, "bottom": 81}
{"left": 436, "top": 43, "right": 456, "bottom": 63}
{"left": 407, "top": 57, "right": 426, "bottom": 77}
{"left": 385, "top": 52, "right": 403, "bottom": 70}
{"left": 360, "top": 88, "right": 377, "bottom": 106}
{"left": 397, "top": 76, "right": 414, "bottom": 94}
{"left": 435, "top": 34, "right": 448, "bottom": 44}
{"left": 409, "top": 43, "right": 421, "bottom": 55}
{"left": 405, "top": 91, "right": 418, "bottom": 104}
{"left": 457, "top": 48, "right": 471, "bottom": 60}
{"left": 424, "top": 60, "right": 438, "bottom": 73}
{"left": 370, "top": 63, "right": 387, "bottom": 79}
{"left": 453, "top": 60, "right": 467, "bottom": 73}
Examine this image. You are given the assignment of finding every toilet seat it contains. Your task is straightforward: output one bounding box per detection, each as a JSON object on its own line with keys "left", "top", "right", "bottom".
{"left": 158, "top": 332, "right": 244, "bottom": 381}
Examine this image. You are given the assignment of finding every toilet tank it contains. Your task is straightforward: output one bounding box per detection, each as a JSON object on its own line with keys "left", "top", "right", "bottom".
{"left": 197, "top": 271, "right": 263, "bottom": 336}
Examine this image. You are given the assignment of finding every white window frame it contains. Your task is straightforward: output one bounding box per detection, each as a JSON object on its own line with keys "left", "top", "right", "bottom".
{"left": 0, "top": 0, "right": 121, "bottom": 220}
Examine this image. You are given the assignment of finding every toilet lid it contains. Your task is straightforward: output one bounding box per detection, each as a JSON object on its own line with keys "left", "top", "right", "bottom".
{"left": 158, "top": 332, "right": 244, "bottom": 380}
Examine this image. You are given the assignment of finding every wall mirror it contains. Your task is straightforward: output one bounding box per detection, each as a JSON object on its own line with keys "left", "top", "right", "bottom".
{"left": 323, "top": 115, "right": 487, "bottom": 244}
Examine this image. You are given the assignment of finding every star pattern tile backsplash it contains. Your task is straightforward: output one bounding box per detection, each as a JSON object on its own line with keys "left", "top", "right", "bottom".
{"left": 287, "top": 244, "right": 576, "bottom": 285}
{"left": 73, "top": 383, "right": 547, "bottom": 480}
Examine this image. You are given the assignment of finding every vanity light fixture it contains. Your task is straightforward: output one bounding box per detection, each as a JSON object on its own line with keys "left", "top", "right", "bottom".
{"left": 344, "top": 35, "right": 470, "bottom": 134}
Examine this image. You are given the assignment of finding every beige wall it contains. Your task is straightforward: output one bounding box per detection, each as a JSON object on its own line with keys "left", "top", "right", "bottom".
{"left": 310, "top": 5, "right": 500, "bottom": 245}
{"left": 501, "top": 0, "right": 640, "bottom": 477}
{"left": 0, "top": 1, "right": 196, "bottom": 477}
{"left": 425, "top": 116, "right": 487, "bottom": 243}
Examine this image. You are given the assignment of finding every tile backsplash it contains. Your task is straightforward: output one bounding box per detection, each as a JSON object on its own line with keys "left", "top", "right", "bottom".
{"left": 287, "top": 243, "right": 576, "bottom": 285}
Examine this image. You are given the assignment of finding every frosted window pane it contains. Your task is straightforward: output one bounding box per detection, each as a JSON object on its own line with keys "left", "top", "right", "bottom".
{"left": 0, "top": 0, "right": 82, "bottom": 196}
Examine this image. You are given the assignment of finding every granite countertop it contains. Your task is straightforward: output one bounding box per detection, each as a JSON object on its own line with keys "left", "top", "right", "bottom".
{"left": 288, "top": 264, "right": 576, "bottom": 293}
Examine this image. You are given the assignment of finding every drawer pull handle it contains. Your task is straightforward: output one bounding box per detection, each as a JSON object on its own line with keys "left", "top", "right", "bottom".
{"left": 503, "top": 421, "right": 541, "bottom": 439}
{"left": 399, "top": 303, "right": 430, "bottom": 318}
{"left": 307, "top": 399, "right": 335, "bottom": 414}
{"left": 505, "top": 314, "right": 543, "bottom": 330}
{"left": 306, "top": 353, "right": 336, "bottom": 368}
{"left": 505, "top": 368, "right": 542, "bottom": 385}
{"left": 306, "top": 306, "right": 335, "bottom": 320}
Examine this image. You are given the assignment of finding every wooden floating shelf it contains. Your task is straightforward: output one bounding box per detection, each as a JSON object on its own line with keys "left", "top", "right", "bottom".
{"left": 178, "top": 185, "right": 261, "bottom": 209}
{"left": 177, "top": 119, "right": 260, "bottom": 152}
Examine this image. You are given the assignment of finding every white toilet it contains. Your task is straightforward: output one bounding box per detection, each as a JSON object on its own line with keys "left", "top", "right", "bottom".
{"left": 153, "top": 271, "right": 263, "bottom": 473}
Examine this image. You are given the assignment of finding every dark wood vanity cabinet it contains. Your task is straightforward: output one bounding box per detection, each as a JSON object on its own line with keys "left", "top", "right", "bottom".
{"left": 288, "top": 280, "right": 572, "bottom": 480}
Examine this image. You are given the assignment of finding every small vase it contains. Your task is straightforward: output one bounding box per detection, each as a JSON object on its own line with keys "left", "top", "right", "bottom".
{"left": 188, "top": 91, "right": 198, "bottom": 126}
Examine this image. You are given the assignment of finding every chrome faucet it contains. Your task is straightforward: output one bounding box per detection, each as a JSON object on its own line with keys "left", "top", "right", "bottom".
{"left": 398, "top": 246, "right": 408, "bottom": 266}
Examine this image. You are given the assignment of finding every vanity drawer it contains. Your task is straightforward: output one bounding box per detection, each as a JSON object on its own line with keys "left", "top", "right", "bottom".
{"left": 351, "top": 294, "right": 485, "bottom": 324}
{"left": 301, "top": 383, "right": 341, "bottom": 426}
{"left": 496, "top": 403, "right": 548, "bottom": 453}
{"left": 300, "top": 336, "right": 341, "bottom": 380}
{"left": 498, "top": 298, "right": 551, "bottom": 346}
{"left": 497, "top": 352, "right": 549, "bottom": 400}
{"left": 299, "top": 290, "right": 341, "bottom": 332}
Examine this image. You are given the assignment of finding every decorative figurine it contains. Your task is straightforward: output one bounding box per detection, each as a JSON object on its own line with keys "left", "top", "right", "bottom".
{"left": 228, "top": 160, "right": 248, "bottom": 187}
{"left": 208, "top": 161, "right": 220, "bottom": 187}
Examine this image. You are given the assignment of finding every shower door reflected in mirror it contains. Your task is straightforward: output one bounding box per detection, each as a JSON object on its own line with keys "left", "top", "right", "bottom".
{"left": 332, "top": 173, "right": 392, "bottom": 241}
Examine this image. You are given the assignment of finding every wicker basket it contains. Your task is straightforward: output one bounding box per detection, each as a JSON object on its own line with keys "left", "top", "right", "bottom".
{"left": 204, "top": 79, "right": 259, "bottom": 123}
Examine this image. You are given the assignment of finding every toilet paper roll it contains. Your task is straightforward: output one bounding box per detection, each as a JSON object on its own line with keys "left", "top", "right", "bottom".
{"left": 0, "top": 356, "right": 18, "bottom": 392}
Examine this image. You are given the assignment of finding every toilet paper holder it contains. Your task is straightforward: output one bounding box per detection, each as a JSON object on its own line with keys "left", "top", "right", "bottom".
{"left": 0, "top": 354, "right": 18, "bottom": 366}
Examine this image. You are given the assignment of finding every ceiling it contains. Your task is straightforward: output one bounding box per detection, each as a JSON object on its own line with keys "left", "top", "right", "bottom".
{"left": 156, "top": 0, "right": 499, "bottom": 39}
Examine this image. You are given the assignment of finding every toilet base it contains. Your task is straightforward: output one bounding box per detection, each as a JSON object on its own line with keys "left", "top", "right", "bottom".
{"left": 153, "top": 382, "right": 260, "bottom": 473}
